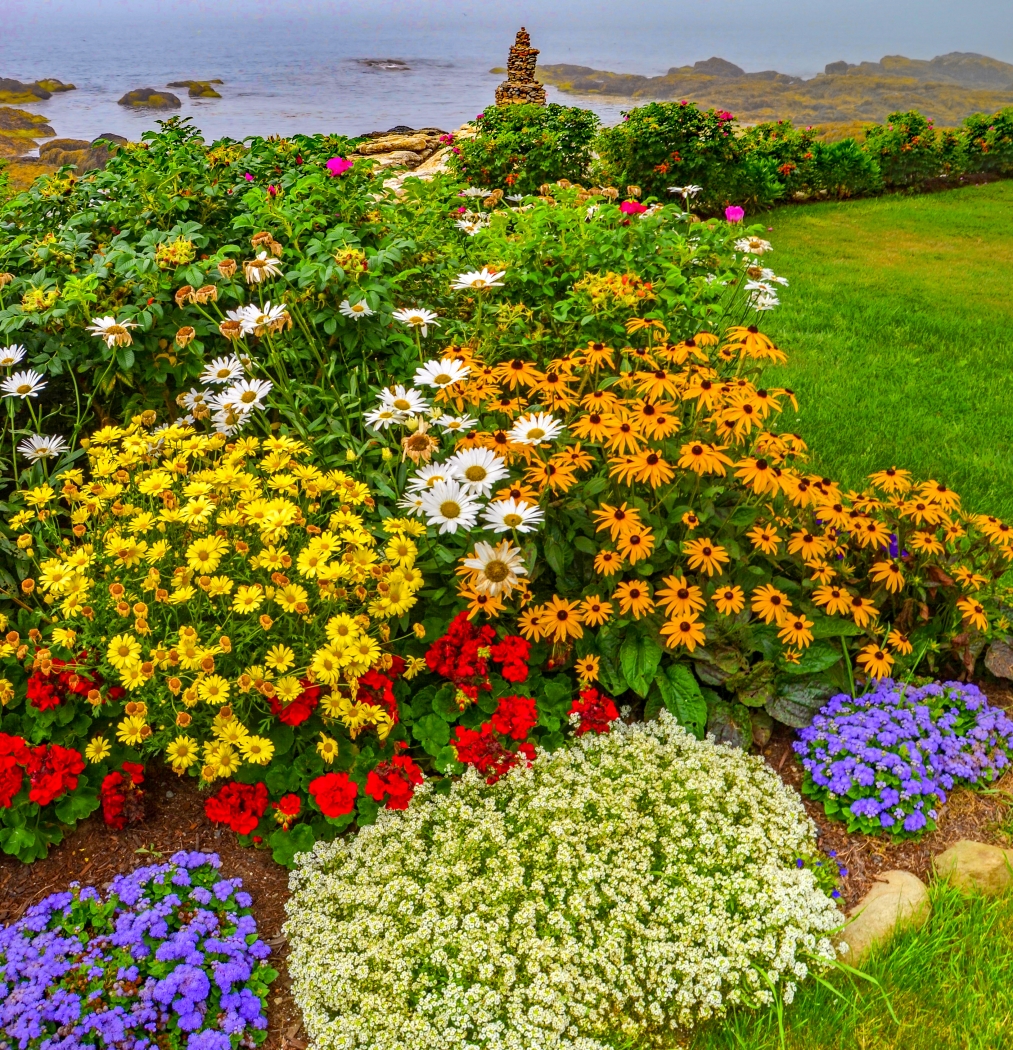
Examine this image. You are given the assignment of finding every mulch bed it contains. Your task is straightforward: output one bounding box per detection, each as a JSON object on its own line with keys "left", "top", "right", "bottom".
{"left": 3, "top": 676, "right": 1012, "bottom": 1046}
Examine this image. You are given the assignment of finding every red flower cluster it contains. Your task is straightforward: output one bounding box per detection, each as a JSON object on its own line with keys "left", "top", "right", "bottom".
{"left": 272, "top": 793, "right": 302, "bottom": 829}
{"left": 490, "top": 695, "right": 538, "bottom": 740}
{"left": 204, "top": 781, "right": 268, "bottom": 835}
{"left": 365, "top": 755, "right": 423, "bottom": 810}
{"left": 26, "top": 655, "right": 104, "bottom": 712}
{"left": 309, "top": 771, "right": 359, "bottom": 819}
{"left": 267, "top": 679, "right": 321, "bottom": 726}
{"left": 452, "top": 723, "right": 535, "bottom": 783}
{"left": 426, "top": 613, "right": 531, "bottom": 699}
{"left": 0, "top": 733, "right": 30, "bottom": 808}
{"left": 569, "top": 688, "right": 620, "bottom": 736}
{"left": 21, "top": 742, "right": 86, "bottom": 807}
{"left": 101, "top": 762, "right": 145, "bottom": 830}
{"left": 358, "top": 669, "right": 399, "bottom": 723}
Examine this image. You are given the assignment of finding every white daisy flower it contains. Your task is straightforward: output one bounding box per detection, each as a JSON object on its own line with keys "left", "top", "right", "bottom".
{"left": 0, "top": 344, "right": 27, "bottom": 368}
{"left": 758, "top": 268, "right": 788, "bottom": 286}
{"left": 505, "top": 194, "right": 525, "bottom": 203}
{"left": 397, "top": 493, "right": 426, "bottom": 515}
{"left": 463, "top": 539, "right": 528, "bottom": 596}
{"left": 508, "top": 411, "right": 565, "bottom": 445}
{"left": 751, "top": 290, "right": 780, "bottom": 311}
{"left": 379, "top": 385, "right": 429, "bottom": 417}
{"left": 392, "top": 307, "right": 440, "bottom": 338}
{"left": 200, "top": 355, "right": 246, "bottom": 386}
{"left": 239, "top": 301, "right": 289, "bottom": 336}
{"left": 211, "top": 404, "right": 251, "bottom": 435}
{"left": 418, "top": 480, "right": 481, "bottom": 535}
{"left": 481, "top": 497, "right": 544, "bottom": 534}
{"left": 735, "top": 236, "right": 773, "bottom": 255}
{"left": 450, "top": 268, "right": 506, "bottom": 291}
{"left": 17, "top": 433, "right": 67, "bottom": 461}
{"left": 459, "top": 187, "right": 492, "bottom": 198}
{"left": 455, "top": 219, "right": 486, "bottom": 236}
{"left": 181, "top": 388, "right": 212, "bottom": 410}
{"left": 447, "top": 447, "right": 509, "bottom": 496}
{"left": 364, "top": 406, "right": 402, "bottom": 431}
{"left": 435, "top": 414, "right": 478, "bottom": 434}
{"left": 413, "top": 358, "right": 471, "bottom": 389}
{"left": 406, "top": 463, "right": 452, "bottom": 492}
{"left": 85, "top": 316, "right": 138, "bottom": 348}
{"left": 222, "top": 377, "right": 273, "bottom": 410}
{"left": 669, "top": 184, "right": 702, "bottom": 198}
{"left": 243, "top": 251, "right": 282, "bottom": 283}
{"left": 339, "top": 299, "right": 374, "bottom": 319}
{"left": 744, "top": 280, "right": 777, "bottom": 294}
{"left": 1, "top": 369, "right": 47, "bottom": 399}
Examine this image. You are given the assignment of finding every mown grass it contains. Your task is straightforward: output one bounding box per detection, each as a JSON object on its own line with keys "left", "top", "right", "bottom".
{"left": 761, "top": 181, "right": 1013, "bottom": 519}
{"left": 689, "top": 882, "right": 1013, "bottom": 1050}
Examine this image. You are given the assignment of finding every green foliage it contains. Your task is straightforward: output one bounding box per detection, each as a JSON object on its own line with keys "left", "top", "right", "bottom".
{"left": 864, "top": 110, "right": 954, "bottom": 188}
{"left": 451, "top": 103, "right": 600, "bottom": 194}
{"left": 962, "top": 105, "right": 1013, "bottom": 174}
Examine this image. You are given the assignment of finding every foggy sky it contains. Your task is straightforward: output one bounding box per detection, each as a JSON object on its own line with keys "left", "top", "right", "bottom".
{"left": 4, "top": 0, "right": 1013, "bottom": 75}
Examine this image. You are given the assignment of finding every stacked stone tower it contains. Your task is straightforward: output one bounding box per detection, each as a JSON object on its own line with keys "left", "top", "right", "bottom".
{"left": 494, "top": 27, "right": 547, "bottom": 106}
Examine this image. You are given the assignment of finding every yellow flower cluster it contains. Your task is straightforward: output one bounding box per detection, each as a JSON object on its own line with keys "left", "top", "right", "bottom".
{"left": 13, "top": 419, "right": 424, "bottom": 781}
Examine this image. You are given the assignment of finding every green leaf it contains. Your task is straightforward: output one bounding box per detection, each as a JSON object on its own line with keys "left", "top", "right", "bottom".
{"left": 779, "top": 640, "right": 843, "bottom": 676}
{"left": 653, "top": 663, "right": 707, "bottom": 738}
{"left": 808, "top": 614, "right": 865, "bottom": 639}
{"left": 269, "top": 823, "right": 316, "bottom": 868}
{"left": 413, "top": 713, "right": 450, "bottom": 748}
{"left": 54, "top": 789, "right": 100, "bottom": 824}
{"left": 573, "top": 536, "right": 597, "bottom": 555}
{"left": 434, "top": 746, "right": 463, "bottom": 774}
{"left": 268, "top": 723, "right": 295, "bottom": 756}
{"left": 620, "top": 633, "right": 663, "bottom": 698}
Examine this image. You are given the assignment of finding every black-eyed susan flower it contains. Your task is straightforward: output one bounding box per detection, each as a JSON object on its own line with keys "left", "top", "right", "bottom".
{"left": 575, "top": 655, "right": 601, "bottom": 683}
{"left": 660, "top": 615, "right": 706, "bottom": 651}
{"left": 582, "top": 341, "right": 615, "bottom": 370}
{"left": 538, "top": 595, "right": 584, "bottom": 642}
{"left": 517, "top": 606, "right": 545, "bottom": 641}
{"left": 908, "top": 530, "right": 945, "bottom": 555}
{"left": 868, "top": 466, "right": 913, "bottom": 494}
{"left": 811, "top": 584, "right": 851, "bottom": 616}
{"left": 631, "top": 449, "right": 675, "bottom": 488}
{"left": 677, "top": 441, "right": 732, "bottom": 476}
{"left": 853, "top": 518, "right": 892, "bottom": 550}
{"left": 593, "top": 502, "right": 643, "bottom": 541}
{"left": 580, "top": 388, "right": 620, "bottom": 413}
{"left": 746, "top": 523, "right": 782, "bottom": 555}
{"left": 631, "top": 398, "right": 680, "bottom": 440}
{"left": 618, "top": 528, "right": 655, "bottom": 565}
{"left": 777, "top": 615, "right": 814, "bottom": 649}
{"left": 570, "top": 411, "right": 611, "bottom": 443}
{"left": 870, "top": 560, "right": 906, "bottom": 593}
{"left": 594, "top": 549, "right": 624, "bottom": 576}
{"left": 856, "top": 643, "right": 894, "bottom": 679}
{"left": 751, "top": 584, "right": 792, "bottom": 625}
{"left": 682, "top": 511, "right": 701, "bottom": 530}
{"left": 603, "top": 412, "right": 644, "bottom": 455}
{"left": 849, "top": 595, "right": 879, "bottom": 628}
{"left": 613, "top": 580, "right": 655, "bottom": 619}
{"left": 461, "top": 586, "right": 504, "bottom": 620}
{"left": 957, "top": 596, "right": 988, "bottom": 632}
{"left": 656, "top": 575, "right": 705, "bottom": 618}
{"left": 887, "top": 629, "right": 914, "bottom": 654}
{"left": 495, "top": 358, "right": 543, "bottom": 390}
{"left": 580, "top": 595, "right": 614, "bottom": 626}
{"left": 712, "top": 584, "right": 746, "bottom": 615}
{"left": 734, "top": 456, "right": 781, "bottom": 496}
{"left": 683, "top": 537, "right": 728, "bottom": 576}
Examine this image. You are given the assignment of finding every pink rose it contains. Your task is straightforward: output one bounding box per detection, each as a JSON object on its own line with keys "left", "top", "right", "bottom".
{"left": 725, "top": 205, "right": 745, "bottom": 222}
{"left": 243, "top": 172, "right": 254, "bottom": 182}
{"left": 620, "top": 201, "right": 647, "bottom": 215}
{"left": 326, "top": 156, "right": 354, "bottom": 177}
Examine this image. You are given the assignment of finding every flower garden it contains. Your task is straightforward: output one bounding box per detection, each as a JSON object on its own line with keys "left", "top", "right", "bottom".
{"left": 1, "top": 105, "right": 1012, "bottom": 1050}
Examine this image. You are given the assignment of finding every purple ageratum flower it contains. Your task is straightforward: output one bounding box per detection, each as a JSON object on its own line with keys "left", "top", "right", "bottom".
{"left": 725, "top": 205, "right": 745, "bottom": 222}
{"left": 325, "top": 156, "right": 354, "bottom": 177}
{"left": 796, "top": 679, "right": 1013, "bottom": 838}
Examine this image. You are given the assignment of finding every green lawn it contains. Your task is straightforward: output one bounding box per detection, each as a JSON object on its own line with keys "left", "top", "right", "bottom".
{"left": 689, "top": 883, "right": 1013, "bottom": 1050}
{"left": 760, "top": 181, "right": 1013, "bottom": 519}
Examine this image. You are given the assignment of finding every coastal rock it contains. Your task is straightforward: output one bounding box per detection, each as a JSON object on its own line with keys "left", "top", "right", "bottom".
{"left": 35, "top": 79, "right": 76, "bottom": 93}
{"left": 0, "top": 77, "right": 50, "bottom": 103}
{"left": 358, "top": 133, "right": 431, "bottom": 155}
{"left": 167, "top": 79, "right": 224, "bottom": 87}
{"left": 495, "top": 27, "right": 547, "bottom": 106}
{"left": 166, "top": 80, "right": 223, "bottom": 98}
{"left": 373, "top": 150, "right": 422, "bottom": 168}
{"left": 835, "top": 870, "right": 930, "bottom": 964}
{"left": 0, "top": 106, "right": 55, "bottom": 139}
{"left": 38, "top": 133, "right": 125, "bottom": 175}
{"left": 39, "top": 138, "right": 92, "bottom": 155}
{"left": 118, "top": 88, "right": 181, "bottom": 109}
{"left": 935, "top": 840, "right": 1013, "bottom": 895}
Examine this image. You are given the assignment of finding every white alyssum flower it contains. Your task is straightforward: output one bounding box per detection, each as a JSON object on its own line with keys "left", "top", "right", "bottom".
{"left": 392, "top": 307, "right": 440, "bottom": 337}
{"left": 17, "top": 433, "right": 68, "bottom": 461}
{"left": 339, "top": 299, "right": 374, "bottom": 319}
{"left": 413, "top": 358, "right": 470, "bottom": 389}
{"left": 447, "top": 447, "right": 509, "bottom": 496}
{"left": 0, "top": 344, "right": 27, "bottom": 368}
{"left": 85, "top": 316, "right": 138, "bottom": 348}
{"left": 482, "top": 497, "right": 544, "bottom": 533}
{"left": 1, "top": 369, "right": 47, "bottom": 399}
{"left": 286, "top": 715, "right": 843, "bottom": 1050}
{"left": 509, "top": 410, "right": 565, "bottom": 445}
{"left": 200, "top": 355, "right": 246, "bottom": 386}
{"left": 417, "top": 479, "right": 481, "bottom": 534}
{"left": 450, "top": 268, "right": 506, "bottom": 291}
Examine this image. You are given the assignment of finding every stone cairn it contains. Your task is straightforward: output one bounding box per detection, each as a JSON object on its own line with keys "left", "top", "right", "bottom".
{"left": 495, "top": 27, "right": 547, "bottom": 106}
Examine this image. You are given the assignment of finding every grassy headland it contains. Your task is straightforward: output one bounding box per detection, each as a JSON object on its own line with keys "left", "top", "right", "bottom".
{"left": 760, "top": 180, "right": 1013, "bottom": 517}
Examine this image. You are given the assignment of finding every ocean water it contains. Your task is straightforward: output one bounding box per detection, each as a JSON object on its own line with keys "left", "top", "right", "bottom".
{"left": 2, "top": 0, "right": 1012, "bottom": 147}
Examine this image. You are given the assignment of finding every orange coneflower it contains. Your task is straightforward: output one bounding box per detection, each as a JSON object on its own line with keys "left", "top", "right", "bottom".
{"left": 857, "top": 643, "right": 894, "bottom": 680}
{"left": 787, "top": 530, "right": 831, "bottom": 563}
{"left": 812, "top": 585, "right": 852, "bottom": 616}
{"left": 957, "top": 596, "right": 988, "bottom": 632}
{"left": 712, "top": 584, "right": 746, "bottom": 615}
{"left": 618, "top": 528, "right": 655, "bottom": 565}
{"left": 634, "top": 369, "right": 682, "bottom": 402}
{"left": 734, "top": 456, "right": 781, "bottom": 496}
{"left": 852, "top": 518, "right": 892, "bottom": 550}
{"left": 849, "top": 595, "right": 879, "bottom": 628}
{"left": 901, "top": 498, "right": 947, "bottom": 527}
{"left": 593, "top": 549, "right": 624, "bottom": 576}
{"left": 887, "top": 629, "right": 913, "bottom": 655}
{"left": 682, "top": 511, "right": 701, "bottom": 530}
{"left": 751, "top": 583, "right": 792, "bottom": 625}
{"left": 524, "top": 458, "right": 578, "bottom": 493}
{"left": 551, "top": 442, "right": 595, "bottom": 473}
{"left": 746, "top": 524, "right": 782, "bottom": 556}
{"left": 809, "top": 563, "right": 836, "bottom": 584}
{"left": 953, "top": 566, "right": 988, "bottom": 590}
{"left": 683, "top": 537, "right": 728, "bottom": 576}
{"left": 919, "top": 480, "right": 960, "bottom": 511}
{"left": 580, "top": 595, "right": 613, "bottom": 626}
{"left": 631, "top": 449, "right": 675, "bottom": 488}
{"left": 778, "top": 615, "right": 814, "bottom": 649}
{"left": 592, "top": 502, "right": 643, "bottom": 541}
{"left": 496, "top": 358, "right": 543, "bottom": 390}
{"left": 570, "top": 412, "right": 611, "bottom": 443}
{"left": 493, "top": 482, "right": 539, "bottom": 504}
{"left": 582, "top": 341, "right": 615, "bottom": 370}
{"left": 608, "top": 454, "right": 640, "bottom": 486}
{"left": 538, "top": 595, "right": 585, "bottom": 642}
{"left": 870, "top": 560, "right": 905, "bottom": 594}
{"left": 517, "top": 606, "right": 546, "bottom": 641}
{"left": 660, "top": 615, "right": 706, "bottom": 651}
{"left": 603, "top": 411, "right": 644, "bottom": 454}
{"left": 908, "top": 531, "right": 945, "bottom": 556}
{"left": 631, "top": 398, "right": 681, "bottom": 440}
{"left": 580, "top": 389, "right": 621, "bottom": 413}
{"left": 677, "top": 441, "right": 733, "bottom": 476}
{"left": 868, "top": 466, "right": 913, "bottom": 494}
{"left": 460, "top": 586, "right": 504, "bottom": 620}
{"left": 575, "top": 655, "right": 601, "bottom": 684}
{"left": 814, "top": 500, "right": 851, "bottom": 530}
{"left": 656, "top": 575, "right": 705, "bottom": 618}
{"left": 681, "top": 375, "right": 724, "bottom": 410}
{"left": 613, "top": 580, "right": 655, "bottom": 619}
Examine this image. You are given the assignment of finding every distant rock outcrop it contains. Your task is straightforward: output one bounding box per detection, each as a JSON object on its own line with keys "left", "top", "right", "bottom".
{"left": 167, "top": 80, "right": 224, "bottom": 98}
{"left": 118, "top": 88, "right": 181, "bottom": 109}
{"left": 35, "top": 79, "right": 76, "bottom": 94}
{"left": 0, "top": 77, "right": 75, "bottom": 103}
{"left": 38, "top": 133, "right": 125, "bottom": 173}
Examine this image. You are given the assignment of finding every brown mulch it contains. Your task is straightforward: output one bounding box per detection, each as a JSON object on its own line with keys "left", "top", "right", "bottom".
{"left": 3, "top": 677, "right": 1013, "bottom": 1045}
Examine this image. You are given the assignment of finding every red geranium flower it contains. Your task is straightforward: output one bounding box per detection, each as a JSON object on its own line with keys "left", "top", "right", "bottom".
{"left": 365, "top": 755, "right": 423, "bottom": 810}
{"left": 0, "top": 732, "right": 30, "bottom": 808}
{"left": 569, "top": 688, "right": 620, "bottom": 736}
{"left": 101, "top": 762, "right": 146, "bottom": 830}
{"left": 452, "top": 723, "right": 534, "bottom": 783}
{"left": 309, "top": 771, "right": 359, "bottom": 819}
{"left": 272, "top": 793, "right": 302, "bottom": 829}
{"left": 268, "top": 679, "right": 321, "bottom": 726}
{"left": 204, "top": 781, "right": 268, "bottom": 835}
{"left": 490, "top": 695, "right": 538, "bottom": 741}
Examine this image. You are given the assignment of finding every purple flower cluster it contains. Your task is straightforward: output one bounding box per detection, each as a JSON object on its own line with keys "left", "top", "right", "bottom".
{"left": 0, "top": 851, "right": 275, "bottom": 1050}
{"left": 794, "top": 679, "right": 1013, "bottom": 838}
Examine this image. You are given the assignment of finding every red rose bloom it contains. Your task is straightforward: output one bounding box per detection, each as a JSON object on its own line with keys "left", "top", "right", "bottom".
{"left": 569, "top": 688, "right": 620, "bottom": 736}
{"left": 204, "top": 781, "right": 268, "bottom": 835}
{"left": 365, "top": 755, "right": 423, "bottom": 811}
{"left": 268, "top": 679, "right": 321, "bottom": 726}
{"left": 490, "top": 695, "right": 538, "bottom": 741}
{"left": 309, "top": 771, "right": 359, "bottom": 819}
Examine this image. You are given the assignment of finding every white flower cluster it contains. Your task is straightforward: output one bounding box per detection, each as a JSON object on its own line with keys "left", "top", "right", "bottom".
{"left": 285, "top": 714, "right": 843, "bottom": 1050}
